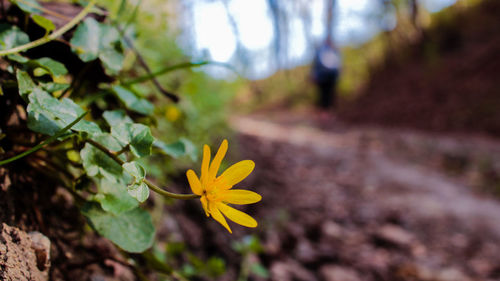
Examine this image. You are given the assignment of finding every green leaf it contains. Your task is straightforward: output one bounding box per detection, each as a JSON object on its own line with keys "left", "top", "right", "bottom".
{"left": 112, "top": 85, "right": 154, "bottom": 115}
{"left": 99, "top": 47, "right": 124, "bottom": 74}
{"left": 80, "top": 143, "right": 124, "bottom": 182}
{"left": 16, "top": 69, "right": 36, "bottom": 100}
{"left": 103, "top": 110, "right": 133, "bottom": 127}
{"left": 12, "top": 0, "right": 43, "bottom": 14}
{"left": 81, "top": 202, "right": 155, "bottom": 253}
{"left": 94, "top": 178, "right": 138, "bottom": 214}
{"left": 33, "top": 67, "right": 49, "bottom": 77}
{"left": 27, "top": 88, "right": 101, "bottom": 136}
{"left": 92, "top": 132, "right": 123, "bottom": 152}
{"left": 70, "top": 18, "right": 124, "bottom": 73}
{"left": 181, "top": 137, "right": 198, "bottom": 161}
{"left": 8, "top": 54, "right": 29, "bottom": 63}
{"left": 31, "top": 14, "right": 55, "bottom": 33}
{"left": 123, "top": 161, "right": 145, "bottom": 182}
{"left": 154, "top": 140, "right": 185, "bottom": 158}
{"left": 122, "top": 161, "right": 149, "bottom": 202}
{"left": 111, "top": 122, "right": 154, "bottom": 158}
{"left": 127, "top": 182, "right": 149, "bottom": 203}
{"left": 0, "top": 24, "right": 30, "bottom": 50}
{"left": 40, "top": 82, "right": 70, "bottom": 93}
{"left": 70, "top": 18, "right": 101, "bottom": 61}
{"left": 98, "top": 24, "right": 124, "bottom": 74}
{"left": 30, "top": 57, "right": 68, "bottom": 76}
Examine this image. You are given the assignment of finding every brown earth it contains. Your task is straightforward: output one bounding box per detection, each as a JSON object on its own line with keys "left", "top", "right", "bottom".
{"left": 3, "top": 113, "right": 500, "bottom": 280}
{"left": 160, "top": 112, "right": 500, "bottom": 281}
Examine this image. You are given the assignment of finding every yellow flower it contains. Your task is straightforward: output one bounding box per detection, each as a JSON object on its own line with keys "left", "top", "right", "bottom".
{"left": 165, "top": 105, "right": 181, "bottom": 122}
{"left": 186, "top": 139, "right": 261, "bottom": 233}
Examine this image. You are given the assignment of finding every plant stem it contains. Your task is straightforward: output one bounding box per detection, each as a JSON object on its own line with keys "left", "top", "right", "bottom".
{"left": 143, "top": 179, "right": 199, "bottom": 200}
{"left": 114, "top": 144, "right": 129, "bottom": 156}
{"left": 123, "top": 61, "right": 211, "bottom": 86}
{"left": 0, "top": 112, "right": 87, "bottom": 166}
{"left": 0, "top": 0, "right": 97, "bottom": 56}
{"left": 86, "top": 139, "right": 199, "bottom": 200}
{"left": 86, "top": 138, "right": 125, "bottom": 165}
{"left": 116, "top": 25, "right": 179, "bottom": 103}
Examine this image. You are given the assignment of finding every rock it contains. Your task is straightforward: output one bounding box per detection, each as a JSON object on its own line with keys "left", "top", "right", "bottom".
{"left": 270, "top": 259, "right": 317, "bottom": 281}
{"left": 104, "top": 259, "right": 136, "bottom": 281}
{"left": 295, "top": 239, "right": 318, "bottom": 263}
{"left": 435, "top": 268, "right": 471, "bottom": 281}
{"left": 0, "top": 223, "right": 50, "bottom": 281}
{"left": 374, "top": 224, "right": 414, "bottom": 248}
{"left": 29, "top": 231, "right": 51, "bottom": 271}
{"left": 356, "top": 247, "right": 391, "bottom": 272}
{"left": 468, "top": 258, "right": 494, "bottom": 277}
{"left": 264, "top": 230, "right": 281, "bottom": 255}
{"left": 321, "top": 220, "right": 343, "bottom": 239}
{"left": 319, "top": 265, "right": 362, "bottom": 281}
{"left": 407, "top": 264, "right": 472, "bottom": 281}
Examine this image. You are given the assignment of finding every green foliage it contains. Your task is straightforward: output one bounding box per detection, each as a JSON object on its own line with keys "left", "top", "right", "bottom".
{"left": 112, "top": 122, "right": 154, "bottom": 158}
{"left": 30, "top": 57, "right": 68, "bottom": 76}
{"left": 182, "top": 255, "right": 226, "bottom": 279}
{"left": 1, "top": 0, "right": 242, "bottom": 278}
{"left": 0, "top": 24, "right": 29, "bottom": 49}
{"left": 232, "top": 235, "right": 264, "bottom": 254}
{"left": 81, "top": 202, "right": 155, "bottom": 253}
{"left": 31, "top": 15, "right": 55, "bottom": 33}
{"left": 94, "top": 178, "right": 139, "bottom": 214}
{"left": 27, "top": 88, "right": 101, "bottom": 136}
{"left": 123, "top": 161, "right": 150, "bottom": 202}
{"left": 112, "top": 85, "right": 154, "bottom": 115}
{"left": 103, "top": 109, "right": 133, "bottom": 126}
{"left": 16, "top": 69, "right": 35, "bottom": 99}
{"left": 70, "top": 18, "right": 124, "bottom": 74}
{"left": 154, "top": 138, "right": 197, "bottom": 161}
{"left": 11, "top": 0, "right": 43, "bottom": 14}
{"left": 81, "top": 143, "right": 124, "bottom": 181}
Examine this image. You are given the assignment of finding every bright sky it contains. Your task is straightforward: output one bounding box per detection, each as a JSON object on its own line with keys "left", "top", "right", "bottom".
{"left": 187, "top": 0, "right": 457, "bottom": 79}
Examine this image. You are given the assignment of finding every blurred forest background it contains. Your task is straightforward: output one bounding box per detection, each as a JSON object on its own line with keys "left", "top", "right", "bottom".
{"left": 1, "top": 0, "right": 500, "bottom": 280}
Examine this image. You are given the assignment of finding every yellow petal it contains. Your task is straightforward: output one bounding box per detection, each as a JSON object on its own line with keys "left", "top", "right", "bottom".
{"left": 216, "top": 160, "right": 255, "bottom": 190}
{"left": 217, "top": 202, "right": 257, "bottom": 228}
{"left": 209, "top": 201, "right": 232, "bottom": 233}
{"left": 201, "top": 144, "right": 211, "bottom": 184}
{"left": 186, "top": 169, "right": 202, "bottom": 195}
{"left": 208, "top": 139, "right": 228, "bottom": 182}
{"left": 219, "top": 189, "right": 262, "bottom": 205}
{"left": 200, "top": 196, "right": 210, "bottom": 217}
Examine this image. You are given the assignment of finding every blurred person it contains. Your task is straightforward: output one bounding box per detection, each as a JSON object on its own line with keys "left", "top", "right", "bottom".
{"left": 311, "top": 38, "right": 341, "bottom": 111}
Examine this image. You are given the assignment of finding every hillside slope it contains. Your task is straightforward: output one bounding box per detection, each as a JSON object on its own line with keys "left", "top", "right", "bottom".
{"left": 339, "top": 0, "right": 500, "bottom": 137}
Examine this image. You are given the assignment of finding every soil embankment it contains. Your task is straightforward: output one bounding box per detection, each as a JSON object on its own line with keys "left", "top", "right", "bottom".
{"left": 339, "top": 0, "right": 500, "bottom": 137}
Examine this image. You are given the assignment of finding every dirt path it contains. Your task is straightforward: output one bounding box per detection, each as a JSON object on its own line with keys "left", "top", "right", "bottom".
{"left": 229, "top": 114, "right": 500, "bottom": 281}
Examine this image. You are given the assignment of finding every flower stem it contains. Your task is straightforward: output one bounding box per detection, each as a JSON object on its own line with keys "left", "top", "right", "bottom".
{"left": 86, "top": 139, "right": 199, "bottom": 200}
{"left": 143, "top": 179, "right": 199, "bottom": 200}
{"left": 0, "top": 0, "right": 97, "bottom": 56}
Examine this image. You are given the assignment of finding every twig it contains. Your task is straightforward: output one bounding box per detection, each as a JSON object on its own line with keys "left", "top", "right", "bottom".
{"left": 0, "top": 0, "right": 97, "bottom": 56}
{"left": 117, "top": 25, "right": 179, "bottom": 103}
